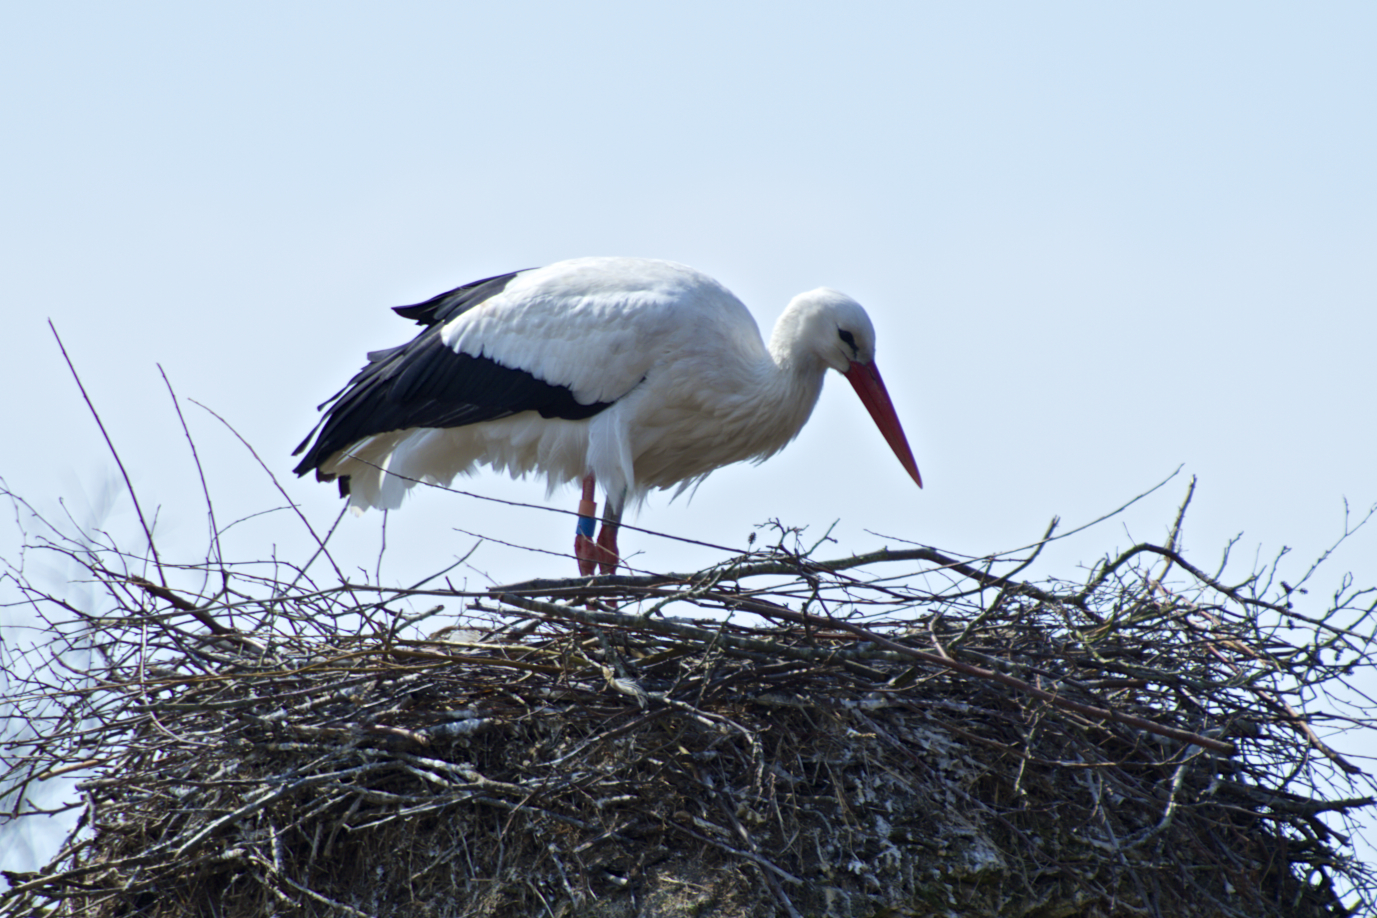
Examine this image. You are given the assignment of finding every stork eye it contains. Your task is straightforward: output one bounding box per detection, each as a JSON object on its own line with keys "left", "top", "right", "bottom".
{"left": 837, "top": 329, "right": 857, "bottom": 354}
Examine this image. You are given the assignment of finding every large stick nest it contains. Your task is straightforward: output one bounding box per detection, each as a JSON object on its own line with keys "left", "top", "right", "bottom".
{"left": 3, "top": 486, "right": 1376, "bottom": 917}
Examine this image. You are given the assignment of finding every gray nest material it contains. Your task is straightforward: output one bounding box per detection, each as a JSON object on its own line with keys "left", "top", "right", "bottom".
{"left": 3, "top": 519, "right": 1376, "bottom": 918}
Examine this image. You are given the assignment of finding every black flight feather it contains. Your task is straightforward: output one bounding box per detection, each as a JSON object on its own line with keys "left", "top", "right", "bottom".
{"left": 292, "top": 269, "right": 615, "bottom": 490}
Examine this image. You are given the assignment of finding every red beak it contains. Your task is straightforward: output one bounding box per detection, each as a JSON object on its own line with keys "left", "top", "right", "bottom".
{"left": 844, "top": 360, "right": 922, "bottom": 488}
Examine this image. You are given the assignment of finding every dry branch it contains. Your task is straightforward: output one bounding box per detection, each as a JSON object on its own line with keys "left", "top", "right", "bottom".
{"left": 3, "top": 479, "right": 1376, "bottom": 917}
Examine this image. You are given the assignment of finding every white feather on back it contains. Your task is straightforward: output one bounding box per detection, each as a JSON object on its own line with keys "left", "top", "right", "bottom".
{"left": 440, "top": 257, "right": 752, "bottom": 405}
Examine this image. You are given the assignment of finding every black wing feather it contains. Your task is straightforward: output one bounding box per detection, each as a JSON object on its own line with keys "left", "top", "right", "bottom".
{"left": 392, "top": 271, "right": 528, "bottom": 325}
{"left": 292, "top": 269, "right": 614, "bottom": 483}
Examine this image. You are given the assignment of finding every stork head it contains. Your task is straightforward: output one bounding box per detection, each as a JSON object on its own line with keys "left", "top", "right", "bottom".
{"left": 774, "top": 288, "right": 877, "bottom": 372}
{"left": 774, "top": 287, "right": 923, "bottom": 488}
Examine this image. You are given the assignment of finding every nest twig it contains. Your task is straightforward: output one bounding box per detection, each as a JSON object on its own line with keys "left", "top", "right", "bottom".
{"left": 3, "top": 478, "right": 1375, "bottom": 917}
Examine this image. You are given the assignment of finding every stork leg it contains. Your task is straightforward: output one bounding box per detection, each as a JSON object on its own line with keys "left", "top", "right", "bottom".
{"left": 574, "top": 475, "right": 618, "bottom": 576}
{"left": 595, "top": 494, "right": 624, "bottom": 576}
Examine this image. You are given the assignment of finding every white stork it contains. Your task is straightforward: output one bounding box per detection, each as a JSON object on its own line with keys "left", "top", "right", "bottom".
{"left": 293, "top": 257, "right": 921, "bottom": 575}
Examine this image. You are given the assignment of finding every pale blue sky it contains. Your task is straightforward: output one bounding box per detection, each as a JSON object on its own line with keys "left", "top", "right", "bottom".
{"left": 3, "top": 0, "right": 1375, "bottom": 888}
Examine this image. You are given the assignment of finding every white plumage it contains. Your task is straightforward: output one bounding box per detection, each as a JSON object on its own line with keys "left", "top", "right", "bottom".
{"left": 293, "top": 256, "right": 921, "bottom": 574}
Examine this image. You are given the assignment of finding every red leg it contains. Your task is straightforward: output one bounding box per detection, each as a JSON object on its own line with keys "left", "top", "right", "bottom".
{"left": 593, "top": 493, "right": 624, "bottom": 575}
{"left": 595, "top": 518, "right": 620, "bottom": 575}
{"left": 574, "top": 475, "right": 601, "bottom": 576}
{"left": 574, "top": 475, "right": 622, "bottom": 576}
